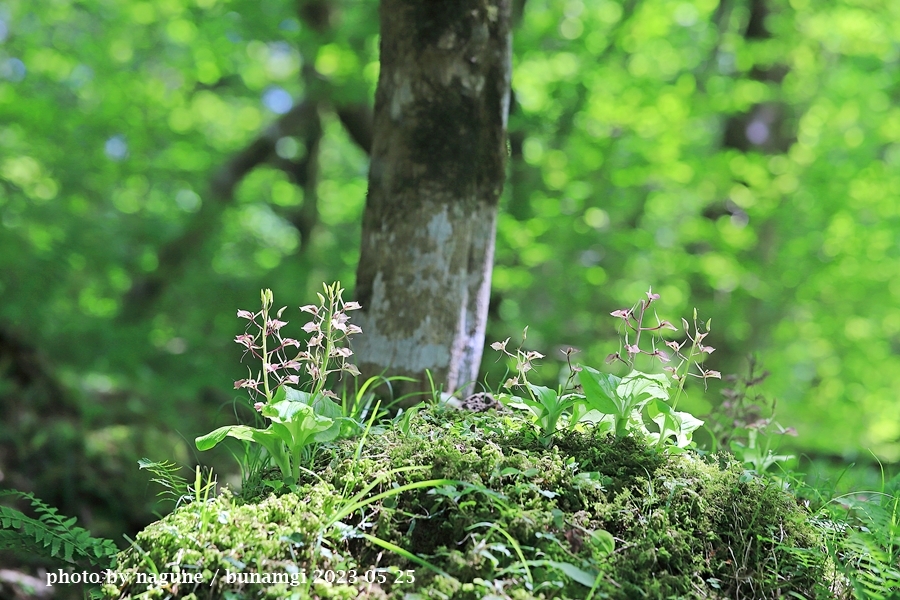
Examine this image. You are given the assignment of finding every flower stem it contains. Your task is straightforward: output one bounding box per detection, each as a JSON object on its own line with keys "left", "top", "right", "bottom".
{"left": 260, "top": 291, "right": 273, "bottom": 402}
{"left": 314, "top": 285, "right": 334, "bottom": 398}
{"left": 633, "top": 299, "right": 646, "bottom": 356}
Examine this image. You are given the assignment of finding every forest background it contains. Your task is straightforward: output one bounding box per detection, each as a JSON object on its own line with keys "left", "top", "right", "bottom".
{"left": 1, "top": 0, "right": 899, "bottom": 542}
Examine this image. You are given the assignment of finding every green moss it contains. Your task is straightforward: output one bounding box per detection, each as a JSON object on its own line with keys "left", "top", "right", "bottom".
{"left": 106, "top": 407, "right": 838, "bottom": 599}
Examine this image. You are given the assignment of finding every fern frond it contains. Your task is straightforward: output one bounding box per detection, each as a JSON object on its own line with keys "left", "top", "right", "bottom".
{"left": 138, "top": 457, "right": 191, "bottom": 506}
{"left": 0, "top": 489, "right": 117, "bottom": 567}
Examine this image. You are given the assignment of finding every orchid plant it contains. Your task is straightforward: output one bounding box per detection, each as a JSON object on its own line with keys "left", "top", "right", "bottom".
{"left": 491, "top": 328, "right": 580, "bottom": 447}
{"left": 494, "top": 288, "right": 720, "bottom": 452}
{"left": 196, "top": 283, "right": 362, "bottom": 485}
{"left": 597, "top": 288, "right": 720, "bottom": 450}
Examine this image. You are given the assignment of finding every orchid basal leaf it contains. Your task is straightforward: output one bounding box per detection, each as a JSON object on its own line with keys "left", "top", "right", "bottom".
{"left": 577, "top": 366, "right": 621, "bottom": 415}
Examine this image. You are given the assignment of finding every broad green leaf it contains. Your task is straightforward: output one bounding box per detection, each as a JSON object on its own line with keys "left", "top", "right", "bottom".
{"left": 590, "top": 528, "right": 615, "bottom": 556}
{"left": 311, "top": 394, "right": 343, "bottom": 419}
{"left": 618, "top": 370, "right": 669, "bottom": 405}
{"left": 313, "top": 419, "right": 342, "bottom": 443}
{"left": 647, "top": 398, "right": 679, "bottom": 443}
{"left": 272, "top": 385, "right": 287, "bottom": 403}
{"left": 282, "top": 385, "right": 311, "bottom": 404}
{"left": 262, "top": 399, "right": 312, "bottom": 423}
{"left": 195, "top": 424, "right": 262, "bottom": 451}
{"left": 544, "top": 560, "right": 598, "bottom": 587}
{"left": 527, "top": 384, "right": 558, "bottom": 410}
{"left": 649, "top": 403, "right": 704, "bottom": 449}
{"left": 569, "top": 400, "right": 589, "bottom": 427}
{"left": 676, "top": 411, "right": 704, "bottom": 438}
{"left": 577, "top": 366, "right": 621, "bottom": 415}
{"left": 281, "top": 387, "right": 343, "bottom": 440}
{"left": 647, "top": 398, "right": 674, "bottom": 417}
{"left": 264, "top": 399, "right": 335, "bottom": 449}
{"left": 504, "top": 394, "right": 545, "bottom": 420}
{"left": 196, "top": 423, "right": 289, "bottom": 476}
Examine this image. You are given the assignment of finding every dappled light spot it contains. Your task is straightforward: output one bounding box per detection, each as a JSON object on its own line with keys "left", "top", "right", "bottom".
{"left": 673, "top": 3, "right": 698, "bottom": 27}
{"left": 0, "top": 156, "right": 58, "bottom": 201}
{"left": 584, "top": 266, "right": 607, "bottom": 285}
{"left": 262, "top": 86, "right": 292, "bottom": 114}
{"left": 265, "top": 41, "right": 300, "bottom": 81}
{"left": 108, "top": 39, "right": 132, "bottom": 63}
{"left": 104, "top": 135, "right": 128, "bottom": 161}
{"left": 139, "top": 249, "right": 158, "bottom": 273}
{"left": 716, "top": 217, "right": 756, "bottom": 251}
{"left": 78, "top": 285, "right": 119, "bottom": 318}
{"left": 167, "top": 106, "right": 193, "bottom": 133}
{"left": 270, "top": 179, "right": 302, "bottom": 207}
{"left": 550, "top": 52, "right": 580, "bottom": 80}
{"left": 559, "top": 18, "right": 583, "bottom": 40}
{"left": 67, "top": 64, "right": 92, "bottom": 88}
{"left": 30, "top": 48, "right": 76, "bottom": 82}
{"left": 194, "top": 50, "right": 221, "bottom": 84}
{"left": 1, "top": 57, "right": 25, "bottom": 82}
{"left": 278, "top": 19, "right": 300, "bottom": 32}
{"left": 844, "top": 127, "right": 864, "bottom": 147}
{"left": 190, "top": 88, "right": 225, "bottom": 127}
{"left": 700, "top": 253, "right": 740, "bottom": 293}
{"left": 664, "top": 161, "right": 694, "bottom": 183}
{"left": 774, "top": 172, "right": 798, "bottom": 194}
{"left": 363, "top": 60, "right": 379, "bottom": 87}
{"left": 520, "top": 243, "right": 552, "bottom": 267}
{"left": 844, "top": 317, "right": 873, "bottom": 341}
{"left": 315, "top": 43, "right": 359, "bottom": 81}
{"left": 596, "top": 0, "right": 622, "bottom": 25}
{"left": 25, "top": 226, "right": 57, "bottom": 254}
{"left": 236, "top": 105, "right": 262, "bottom": 133}
{"left": 238, "top": 204, "right": 299, "bottom": 251}
{"left": 317, "top": 179, "right": 366, "bottom": 226}
{"left": 498, "top": 298, "right": 520, "bottom": 320}
{"left": 175, "top": 189, "right": 201, "bottom": 213}
{"left": 275, "top": 136, "right": 304, "bottom": 160}
{"left": 542, "top": 149, "right": 569, "bottom": 189}
{"left": 821, "top": 211, "right": 856, "bottom": 257}
{"left": 164, "top": 337, "right": 187, "bottom": 355}
{"left": 129, "top": 3, "right": 155, "bottom": 25}
{"left": 733, "top": 80, "right": 769, "bottom": 108}
{"left": 745, "top": 119, "right": 770, "bottom": 145}
{"left": 583, "top": 207, "right": 609, "bottom": 230}
{"left": 254, "top": 247, "right": 281, "bottom": 270}
{"left": 166, "top": 20, "right": 197, "bottom": 45}
{"left": 111, "top": 176, "right": 149, "bottom": 214}
{"left": 522, "top": 138, "right": 543, "bottom": 165}
{"left": 492, "top": 265, "right": 533, "bottom": 292}
{"left": 81, "top": 372, "right": 116, "bottom": 394}
{"left": 161, "top": 141, "right": 210, "bottom": 171}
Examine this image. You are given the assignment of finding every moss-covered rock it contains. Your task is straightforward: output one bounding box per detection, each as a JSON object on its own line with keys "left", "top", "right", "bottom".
{"left": 105, "top": 407, "right": 839, "bottom": 599}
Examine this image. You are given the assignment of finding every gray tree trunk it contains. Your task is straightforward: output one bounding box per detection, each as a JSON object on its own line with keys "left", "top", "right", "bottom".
{"left": 353, "top": 0, "right": 512, "bottom": 400}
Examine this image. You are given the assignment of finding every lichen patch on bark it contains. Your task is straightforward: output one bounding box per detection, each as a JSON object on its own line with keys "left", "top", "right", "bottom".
{"left": 354, "top": 1, "right": 512, "bottom": 398}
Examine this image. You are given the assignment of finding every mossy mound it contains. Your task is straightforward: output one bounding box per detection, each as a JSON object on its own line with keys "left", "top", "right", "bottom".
{"left": 106, "top": 406, "right": 840, "bottom": 599}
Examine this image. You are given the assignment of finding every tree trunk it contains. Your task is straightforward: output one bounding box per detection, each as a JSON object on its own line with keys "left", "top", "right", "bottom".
{"left": 353, "top": 0, "right": 512, "bottom": 400}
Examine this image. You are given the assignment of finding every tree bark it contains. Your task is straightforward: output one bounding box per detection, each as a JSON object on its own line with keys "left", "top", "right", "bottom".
{"left": 353, "top": 0, "right": 512, "bottom": 400}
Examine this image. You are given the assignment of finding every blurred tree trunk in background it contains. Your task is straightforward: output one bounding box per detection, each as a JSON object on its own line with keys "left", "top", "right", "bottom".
{"left": 353, "top": 0, "right": 512, "bottom": 400}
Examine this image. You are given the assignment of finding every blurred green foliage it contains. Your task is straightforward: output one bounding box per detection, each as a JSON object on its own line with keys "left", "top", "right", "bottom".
{"left": 494, "top": 0, "right": 900, "bottom": 463}
{"left": 0, "top": 0, "right": 898, "bottom": 540}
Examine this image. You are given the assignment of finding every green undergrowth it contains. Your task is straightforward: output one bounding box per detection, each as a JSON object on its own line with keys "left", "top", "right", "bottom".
{"left": 106, "top": 406, "right": 842, "bottom": 600}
